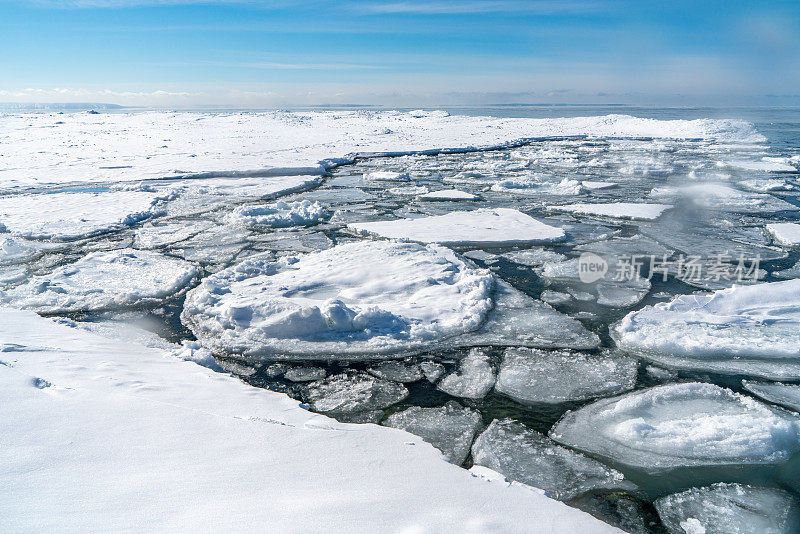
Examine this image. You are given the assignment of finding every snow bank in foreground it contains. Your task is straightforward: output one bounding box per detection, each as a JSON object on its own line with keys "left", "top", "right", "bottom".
{"left": 548, "top": 202, "right": 672, "bottom": 221}
{"left": 0, "top": 308, "right": 620, "bottom": 532}
{"left": 0, "top": 111, "right": 765, "bottom": 187}
{"left": 348, "top": 208, "right": 565, "bottom": 247}
{"left": 5, "top": 249, "right": 199, "bottom": 314}
{"left": 0, "top": 190, "right": 171, "bottom": 240}
{"left": 182, "top": 240, "right": 495, "bottom": 358}
{"left": 550, "top": 382, "right": 800, "bottom": 472}
{"left": 225, "top": 199, "right": 329, "bottom": 227}
{"left": 611, "top": 280, "right": 800, "bottom": 379}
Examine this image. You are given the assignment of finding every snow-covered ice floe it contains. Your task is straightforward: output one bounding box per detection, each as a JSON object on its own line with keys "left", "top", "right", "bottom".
{"left": 611, "top": 280, "right": 800, "bottom": 379}
{"left": 0, "top": 190, "right": 171, "bottom": 240}
{"left": 654, "top": 483, "right": 799, "bottom": 534}
{"left": 0, "top": 111, "right": 765, "bottom": 187}
{"left": 418, "top": 189, "right": 480, "bottom": 201}
{"left": 5, "top": 249, "right": 199, "bottom": 314}
{"left": 767, "top": 222, "right": 800, "bottom": 248}
{"left": 742, "top": 380, "right": 800, "bottom": 413}
{"left": 650, "top": 183, "right": 797, "bottom": 213}
{"left": 550, "top": 382, "right": 800, "bottom": 472}
{"left": 224, "top": 199, "right": 329, "bottom": 228}
{"left": 495, "top": 348, "right": 637, "bottom": 405}
{"left": 490, "top": 177, "right": 585, "bottom": 196}
{"left": 472, "top": 418, "right": 635, "bottom": 501}
{"left": 547, "top": 202, "right": 672, "bottom": 221}
{"left": 181, "top": 240, "right": 598, "bottom": 360}
{"left": 0, "top": 308, "right": 620, "bottom": 532}
{"left": 348, "top": 208, "right": 565, "bottom": 248}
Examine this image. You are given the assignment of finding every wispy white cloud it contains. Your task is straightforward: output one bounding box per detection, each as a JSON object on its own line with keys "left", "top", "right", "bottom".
{"left": 241, "top": 61, "right": 385, "bottom": 70}
{"left": 355, "top": 1, "right": 606, "bottom": 15}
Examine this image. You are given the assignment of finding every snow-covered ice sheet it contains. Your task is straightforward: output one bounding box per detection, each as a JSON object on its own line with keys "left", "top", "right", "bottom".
{"left": 225, "top": 199, "right": 329, "bottom": 228}
{"left": 5, "top": 248, "right": 199, "bottom": 314}
{"left": 0, "top": 308, "right": 621, "bottom": 532}
{"left": 547, "top": 202, "right": 673, "bottom": 221}
{"left": 611, "top": 280, "right": 800, "bottom": 379}
{"left": 654, "top": 483, "right": 799, "bottom": 534}
{"left": 0, "top": 111, "right": 765, "bottom": 188}
{"left": 0, "top": 190, "right": 171, "bottom": 240}
{"left": 472, "top": 419, "right": 635, "bottom": 501}
{"left": 550, "top": 382, "right": 800, "bottom": 472}
{"left": 495, "top": 348, "right": 637, "bottom": 405}
{"left": 767, "top": 222, "right": 800, "bottom": 247}
{"left": 348, "top": 208, "right": 565, "bottom": 247}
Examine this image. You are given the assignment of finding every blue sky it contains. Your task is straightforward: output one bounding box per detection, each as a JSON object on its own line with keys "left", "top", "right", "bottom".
{"left": 1, "top": 0, "right": 798, "bottom": 106}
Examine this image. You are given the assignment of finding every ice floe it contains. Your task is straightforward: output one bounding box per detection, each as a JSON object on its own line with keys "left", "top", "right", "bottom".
{"left": 224, "top": 200, "right": 329, "bottom": 228}
{"left": 0, "top": 190, "right": 171, "bottom": 240}
{"left": 611, "top": 280, "right": 800, "bottom": 379}
{"left": 383, "top": 402, "right": 483, "bottom": 464}
{"left": 437, "top": 348, "right": 497, "bottom": 400}
{"left": 495, "top": 348, "right": 637, "bottom": 405}
{"left": 654, "top": 483, "right": 798, "bottom": 534}
{"left": 418, "top": 189, "right": 479, "bottom": 201}
{"left": 550, "top": 382, "right": 800, "bottom": 471}
{"left": 348, "top": 208, "right": 565, "bottom": 247}
{"left": 303, "top": 372, "right": 409, "bottom": 415}
{"left": 548, "top": 202, "right": 672, "bottom": 221}
{"left": 472, "top": 419, "right": 635, "bottom": 500}
{"left": 6, "top": 248, "right": 199, "bottom": 314}
{"left": 742, "top": 380, "right": 800, "bottom": 413}
{"left": 767, "top": 222, "right": 800, "bottom": 248}
{"left": 490, "top": 177, "right": 585, "bottom": 196}
{"left": 650, "top": 183, "right": 796, "bottom": 213}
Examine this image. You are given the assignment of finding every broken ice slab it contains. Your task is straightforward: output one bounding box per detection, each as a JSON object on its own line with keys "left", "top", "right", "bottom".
{"left": 303, "top": 372, "right": 409, "bottom": 415}
{"left": 472, "top": 419, "right": 635, "bottom": 501}
{"left": 436, "top": 348, "right": 496, "bottom": 400}
{"left": 742, "top": 380, "right": 800, "bottom": 413}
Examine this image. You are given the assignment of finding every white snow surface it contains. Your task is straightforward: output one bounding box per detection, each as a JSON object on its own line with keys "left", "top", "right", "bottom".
{"left": 0, "top": 190, "right": 171, "bottom": 240}
{"left": 550, "top": 382, "right": 800, "bottom": 471}
{"left": 419, "top": 189, "right": 480, "bottom": 201}
{"left": 348, "top": 208, "right": 565, "bottom": 247}
{"left": 0, "top": 307, "right": 620, "bottom": 532}
{"left": 5, "top": 249, "right": 199, "bottom": 314}
{"left": 611, "top": 280, "right": 800, "bottom": 379}
{"left": 548, "top": 202, "right": 673, "bottom": 221}
{"left": 0, "top": 111, "right": 764, "bottom": 188}
{"left": 225, "top": 199, "right": 329, "bottom": 227}
{"left": 182, "top": 240, "right": 495, "bottom": 358}
{"left": 767, "top": 223, "right": 800, "bottom": 247}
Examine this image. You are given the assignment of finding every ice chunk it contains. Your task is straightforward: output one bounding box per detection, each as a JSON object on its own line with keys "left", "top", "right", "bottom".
{"left": 495, "top": 348, "right": 637, "bottom": 405}
{"left": 724, "top": 158, "right": 797, "bottom": 172}
{"left": 224, "top": 200, "right": 329, "bottom": 228}
{"left": 739, "top": 178, "right": 798, "bottom": 193}
{"left": 472, "top": 419, "right": 635, "bottom": 500}
{"left": 0, "top": 190, "right": 170, "bottom": 240}
{"left": 420, "top": 361, "right": 445, "bottom": 383}
{"left": 550, "top": 382, "right": 800, "bottom": 471}
{"left": 548, "top": 202, "right": 672, "bottom": 221}
{"left": 437, "top": 348, "right": 496, "bottom": 400}
{"left": 0, "top": 236, "right": 41, "bottom": 264}
{"left": 774, "top": 260, "right": 800, "bottom": 279}
{"left": 501, "top": 248, "right": 567, "bottom": 267}
{"left": 284, "top": 366, "right": 327, "bottom": 382}
{"left": 304, "top": 372, "right": 409, "bottom": 415}
{"left": 134, "top": 220, "right": 215, "bottom": 249}
{"left": 182, "top": 240, "right": 495, "bottom": 359}
{"left": 611, "top": 280, "right": 800, "bottom": 379}
{"left": 367, "top": 170, "right": 410, "bottom": 181}
{"left": 654, "top": 483, "right": 798, "bottom": 534}
{"left": 742, "top": 380, "right": 800, "bottom": 413}
{"left": 491, "top": 177, "right": 585, "bottom": 196}
{"left": 418, "top": 189, "right": 479, "bottom": 201}
{"left": 348, "top": 208, "right": 565, "bottom": 247}
{"left": 368, "top": 360, "right": 423, "bottom": 383}
{"left": 7, "top": 249, "right": 199, "bottom": 314}
{"left": 650, "top": 184, "right": 797, "bottom": 213}
{"left": 389, "top": 185, "right": 429, "bottom": 196}
{"left": 581, "top": 181, "right": 618, "bottom": 191}
{"left": 383, "top": 402, "right": 483, "bottom": 464}
{"left": 540, "top": 290, "right": 572, "bottom": 305}
{"left": 767, "top": 223, "right": 800, "bottom": 248}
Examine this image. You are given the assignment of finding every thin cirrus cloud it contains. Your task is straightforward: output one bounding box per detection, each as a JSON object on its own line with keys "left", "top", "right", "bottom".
{"left": 242, "top": 61, "right": 385, "bottom": 70}
{"left": 356, "top": 1, "right": 608, "bottom": 15}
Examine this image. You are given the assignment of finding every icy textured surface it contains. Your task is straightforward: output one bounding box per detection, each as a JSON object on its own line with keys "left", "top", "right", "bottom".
{"left": 224, "top": 200, "right": 329, "bottom": 228}
{"left": 0, "top": 191, "right": 170, "bottom": 240}
{"left": 502, "top": 248, "right": 567, "bottom": 267}
{"left": 303, "top": 373, "right": 409, "bottom": 414}
{"left": 495, "top": 348, "right": 637, "bottom": 405}
{"left": 0, "top": 236, "right": 42, "bottom": 264}
{"left": 0, "top": 309, "right": 619, "bottom": 532}
{"left": 654, "top": 483, "right": 798, "bottom": 534}
{"left": 548, "top": 202, "right": 672, "bottom": 221}
{"left": 472, "top": 419, "right": 635, "bottom": 500}
{"left": 418, "top": 189, "right": 479, "bottom": 201}
{"left": 611, "top": 280, "right": 800, "bottom": 379}
{"left": 368, "top": 360, "right": 423, "bottom": 383}
{"left": 550, "top": 382, "right": 800, "bottom": 471}
{"left": 383, "top": 402, "right": 483, "bottom": 464}
{"left": 6, "top": 249, "right": 199, "bottom": 314}
{"left": 767, "top": 223, "right": 800, "bottom": 248}
{"left": 182, "top": 240, "right": 495, "bottom": 359}
{"left": 491, "top": 177, "right": 585, "bottom": 196}
{"left": 348, "top": 208, "right": 565, "bottom": 247}
{"left": 650, "top": 184, "right": 797, "bottom": 213}
{"left": 742, "top": 380, "right": 800, "bottom": 413}
{"left": 284, "top": 366, "right": 327, "bottom": 382}
{"left": 437, "top": 348, "right": 497, "bottom": 400}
